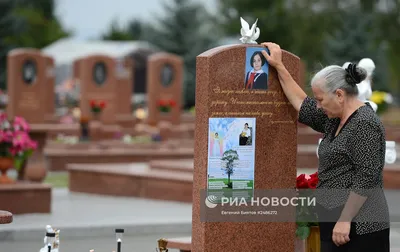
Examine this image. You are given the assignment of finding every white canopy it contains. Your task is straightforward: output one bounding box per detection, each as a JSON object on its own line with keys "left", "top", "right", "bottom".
{"left": 42, "top": 37, "right": 157, "bottom": 65}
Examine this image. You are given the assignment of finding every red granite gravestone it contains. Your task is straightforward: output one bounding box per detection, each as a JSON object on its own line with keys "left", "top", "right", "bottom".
{"left": 78, "top": 55, "right": 117, "bottom": 124}
{"left": 191, "top": 44, "right": 300, "bottom": 252}
{"left": 7, "top": 49, "right": 50, "bottom": 123}
{"left": 146, "top": 52, "right": 183, "bottom": 126}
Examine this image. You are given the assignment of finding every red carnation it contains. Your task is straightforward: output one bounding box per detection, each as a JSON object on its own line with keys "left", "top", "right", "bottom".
{"left": 308, "top": 172, "right": 318, "bottom": 189}
{"left": 99, "top": 101, "right": 106, "bottom": 108}
{"left": 90, "top": 100, "right": 96, "bottom": 107}
{"left": 169, "top": 100, "right": 176, "bottom": 107}
{"left": 296, "top": 174, "right": 309, "bottom": 189}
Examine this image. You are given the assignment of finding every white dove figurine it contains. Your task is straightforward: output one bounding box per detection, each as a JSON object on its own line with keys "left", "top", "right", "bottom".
{"left": 239, "top": 17, "right": 260, "bottom": 44}
{"left": 357, "top": 58, "right": 378, "bottom": 112}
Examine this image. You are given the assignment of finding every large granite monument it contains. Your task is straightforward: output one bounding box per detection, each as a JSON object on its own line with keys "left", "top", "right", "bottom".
{"left": 191, "top": 39, "right": 301, "bottom": 251}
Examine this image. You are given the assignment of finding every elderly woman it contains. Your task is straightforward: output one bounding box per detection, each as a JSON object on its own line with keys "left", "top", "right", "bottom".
{"left": 261, "top": 42, "right": 390, "bottom": 251}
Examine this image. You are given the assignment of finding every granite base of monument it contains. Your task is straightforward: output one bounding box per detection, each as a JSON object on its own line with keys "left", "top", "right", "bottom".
{"left": 68, "top": 163, "right": 193, "bottom": 202}
{"left": 159, "top": 236, "right": 306, "bottom": 252}
{"left": 0, "top": 182, "right": 51, "bottom": 214}
{"left": 44, "top": 143, "right": 194, "bottom": 171}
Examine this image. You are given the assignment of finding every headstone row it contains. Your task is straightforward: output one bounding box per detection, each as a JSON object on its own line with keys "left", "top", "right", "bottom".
{"left": 6, "top": 49, "right": 184, "bottom": 126}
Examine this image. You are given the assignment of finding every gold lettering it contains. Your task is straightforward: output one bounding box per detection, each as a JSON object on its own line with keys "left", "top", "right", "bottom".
{"left": 211, "top": 100, "right": 228, "bottom": 107}
{"left": 262, "top": 112, "right": 273, "bottom": 118}
{"left": 210, "top": 86, "right": 291, "bottom": 119}
{"left": 270, "top": 120, "right": 296, "bottom": 124}
{"left": 274, "top": 101, "right": 287, "bottom": 107}
{"left": 211, "top": 111, "right": 224, "bottom": 117}
{"left": 18, "top": 92, "right": 40, "bottom": 110}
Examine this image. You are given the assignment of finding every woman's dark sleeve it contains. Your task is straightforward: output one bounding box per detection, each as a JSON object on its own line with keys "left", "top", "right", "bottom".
{"left": 298, "top": 96, "right": 329, "bottom": 133}
{"left": 349, "top": 120, "right": 385, "bottom": 196}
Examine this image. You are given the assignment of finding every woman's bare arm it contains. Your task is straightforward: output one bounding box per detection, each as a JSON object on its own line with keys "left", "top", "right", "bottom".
{"left": 275, "top": 64, "right": 307, "bottom": 112}
{"left": 261, "top": 42, "right": 307, "bottom": 112}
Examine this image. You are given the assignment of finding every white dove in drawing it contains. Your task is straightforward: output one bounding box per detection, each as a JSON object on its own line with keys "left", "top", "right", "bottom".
{"left": 239, "top": 17, "right": 260, "bottom": 44}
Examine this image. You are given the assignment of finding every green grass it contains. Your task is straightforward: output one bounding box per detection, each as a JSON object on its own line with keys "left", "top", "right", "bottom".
{"left": 44, "top": 172, "right": 69, "bottom": 188}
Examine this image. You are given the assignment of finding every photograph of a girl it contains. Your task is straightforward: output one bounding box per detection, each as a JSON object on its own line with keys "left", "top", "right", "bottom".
{"left": 244, "top": 49, "right": 269, "bottom": 90}
{"left": 239, "top": 123, "right": 252, "bottom": 145}
{"left": 209, "top": 132, "right": 223, "bottom": 156}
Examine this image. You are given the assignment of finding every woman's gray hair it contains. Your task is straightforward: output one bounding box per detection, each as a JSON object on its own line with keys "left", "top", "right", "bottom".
{"left": 311, "top": 64, "right": 367, "bottom": 96}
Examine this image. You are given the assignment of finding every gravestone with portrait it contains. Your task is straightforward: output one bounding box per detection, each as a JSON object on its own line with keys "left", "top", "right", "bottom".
{"left": 7, "top": 49, "right": 53, "bottom": 124}
{"left": 77, "top": 55, "right": 117, "bottom": 124}
{"left": 191, "top": 18, "right": 300, "bottom": 252}
{"left": 146, "top": 52, "right": 183, "bottom": 125}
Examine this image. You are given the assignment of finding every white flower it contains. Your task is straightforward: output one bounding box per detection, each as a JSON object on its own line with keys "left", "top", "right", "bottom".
{"left": 122, "top": 134, "right": 132, "bottom": 143}
{"left": 384, "top": 93, "right": 393, "bottom": 104}
{"left": 3, "top": 121, "right": 10, "bottom": 129}
{"left": 70, "top": 136, "right": 79, "bottom": 144}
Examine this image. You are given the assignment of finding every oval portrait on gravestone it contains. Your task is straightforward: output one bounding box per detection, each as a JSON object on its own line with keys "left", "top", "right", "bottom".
{"left": 160, "top": 64, "right": 174, "bottom": 87}
{"left": 92, "top": 61, "right": 107, "bottom": 86}
{"left": 22, "top": 59, "right": 37, "bottom": 85}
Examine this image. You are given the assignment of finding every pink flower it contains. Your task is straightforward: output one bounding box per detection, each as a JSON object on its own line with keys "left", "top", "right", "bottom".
{"left": 12, "top": 131, "right": 28, "bottom": 147}
{"left": 26, "top": 138, "right": 38, "bottom": 150}
{"left": 8, "top": 147, "right": 20, "bottom": 156}
{"left": 13, "top": 116, "right": 30, "bottom": 132}
{"left": 11, "top": 131, "right": 37, "bottom": 151}
{"left": 0, "top": 129, "right": 13, "bottom": 143}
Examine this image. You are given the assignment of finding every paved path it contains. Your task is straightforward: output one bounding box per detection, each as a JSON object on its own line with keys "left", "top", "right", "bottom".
{"left": 0, "top": 188, "right": 192, "bottom": 241}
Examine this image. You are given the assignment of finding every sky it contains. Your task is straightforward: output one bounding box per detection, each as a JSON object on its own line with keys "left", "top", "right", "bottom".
{"left": 54, "top": 0, "right": 216, "bottom": 40}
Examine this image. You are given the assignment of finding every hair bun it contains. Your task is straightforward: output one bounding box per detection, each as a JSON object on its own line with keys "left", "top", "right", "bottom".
{"left": 345, "top": 63, "right": 367, "bottom": 85}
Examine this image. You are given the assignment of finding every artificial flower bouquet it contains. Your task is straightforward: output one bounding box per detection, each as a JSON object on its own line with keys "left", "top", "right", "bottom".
{"left": 0, "top": 113, "right": 38, "bottom": 170}
{"left": 296, "top": 172, "right": 319, "bottom": 240}
{"left": 89, "top": 100, "right": 106, "bottom": 116}
{"left": 157, "top": 99, "right": 176, "bottom": 113}
{"left": 370, "top": 91, "right": 393, "bottom": 115}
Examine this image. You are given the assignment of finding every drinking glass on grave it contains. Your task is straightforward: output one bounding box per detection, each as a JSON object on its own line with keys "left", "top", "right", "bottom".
{"left": 115, "top": 229, "right": 124, "bottom": 252}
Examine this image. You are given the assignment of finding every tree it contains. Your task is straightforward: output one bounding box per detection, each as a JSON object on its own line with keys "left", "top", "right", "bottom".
{"left": 376, "top": 0, "right": 400, "bottom": 96}
{"left": 0, "top": 0, "right": 17, "bottom": 90}
{"left": 101, "top": 19, "right": 133, "bottom": 41}
{"left": 221, "top": 149, "right": 239, "bottom": 188}
{"left": 0, "top": 0, "right": 70, "bottom": 90}
{"left": 141, "top": 0, "right": 218, "bottom": 108}
{"left": 16, "top": 0, "right": 55, "bottom": 19}
{"left": 127, "top": 19, "right": 144, "bottom": 39}
{"left": 323, "top": 10, "right": 390, "bottom": 91}
{"left": 215, "top": 0, "right": 341, "bottom": 92}
{"left": 4, "top": 8, "right": 70, "bottom": 48}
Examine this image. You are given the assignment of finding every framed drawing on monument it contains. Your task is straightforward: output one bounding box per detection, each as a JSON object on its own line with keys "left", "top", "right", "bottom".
{"left": 244, "top": 47, "right": 269, "bottom": 90}
{"left": 207, "top": 117, "right": 256, "bottom": 202}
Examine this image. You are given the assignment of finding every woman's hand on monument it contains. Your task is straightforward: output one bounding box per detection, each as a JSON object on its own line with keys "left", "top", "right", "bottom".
{"left": 261, "top": 42, "right": 283, "bottom": 69}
